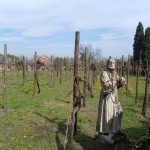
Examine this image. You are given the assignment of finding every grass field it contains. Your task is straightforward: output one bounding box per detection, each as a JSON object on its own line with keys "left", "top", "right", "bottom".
{"left": 0, "top": 70, "right": 150, "bottom": 150}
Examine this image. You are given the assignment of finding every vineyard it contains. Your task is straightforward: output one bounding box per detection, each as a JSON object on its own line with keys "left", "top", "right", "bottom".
{"left": 0, "top": 57, "right": 150, "bottom": 149}
{"left": 0, "top": 0, "right": 150, "bottom": 149}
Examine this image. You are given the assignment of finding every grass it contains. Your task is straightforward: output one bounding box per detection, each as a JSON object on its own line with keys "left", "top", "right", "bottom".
{"left": 0, "top": 70, "right": 150, "bottom": 150}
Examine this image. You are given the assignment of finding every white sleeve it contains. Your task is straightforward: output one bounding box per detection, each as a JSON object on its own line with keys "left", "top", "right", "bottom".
{"left": 101, "top": 71, "right": 113, "bottom": 94}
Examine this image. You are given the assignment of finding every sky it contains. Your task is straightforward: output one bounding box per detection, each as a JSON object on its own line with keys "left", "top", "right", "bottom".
{"left": 0, "top": 0, "right": 150, "bottom": 59}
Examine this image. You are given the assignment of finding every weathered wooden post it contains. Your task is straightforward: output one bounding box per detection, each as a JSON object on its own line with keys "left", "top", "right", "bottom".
{"left": 13, "top": 57, "right": 17, "bottom": 84}
{"left": 50, "top": 56, "right": 53, "bottom": 88}
{"left": 95, "top": 60, "right": 99, "bottom": 82}
{"left": 52, "top": 58, "right": 56, "bottom": 87}
{"left": 88, "top": 52, "right": 91, "bottom": 84}
{"left": 2, "top": 44, "right": 7, "bottom": 110}
{"left": 33, "top": 52, "right": 37, "bottom": 97}
{"left": 52, "top": 66, "right": 56, "bottom": 87}
{"left": 135, "top": 50, "right": 141, "bottom": 105}
{"left": 116, "top": 59, "right": 119, "bottom": 75}
{"left": 22, "top": 56, "right": 26, "bottom": 86}
{"left": 119, "top": 58, "right": 122, "bottom": 77}
{"left": 65, "top": 58, "right": 68, "bottom": 81}
{"left": 60, "top": 58, "right": 62, "bottom": 84}
{"left": 72, "top": 31, "right": 80, "bottom": 136}
{"left": 66, "top": 32, "right": 80, "bottom": 150}
{"left": 142, "top": 60, "right": 149, "bottom": 116}
{"left": 94, "top": 61, "right": 96, "bottom": 85}
{"left": 83, "top": 47, "right": 88, "bottom": 107}
{"left": 126, "top": 54, "right": 130, "bottom": 95}
{"left": 25, "top": 58, "right": 28, "bottom": 75}
{"left": 56, "top": 59, "right": 59, "bottom": 77}
{"left": 122, "top": 55, "right": 124, "bottom": 77}
{"left": 91, "top": 56, "right": 94, "bottom": 88}
{"left": 135, "top": 61, "right": 139, "bottom": 105}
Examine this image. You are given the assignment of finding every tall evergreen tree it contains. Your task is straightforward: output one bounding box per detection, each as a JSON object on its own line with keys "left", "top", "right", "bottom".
{"left": 133, "top": 22, "right": 144, "bottom": 105}
{"left": 142, "top": 27, "right": 150, "bottom": 66}
{"left": 133, "top": 22, "right": 144, "bottom": 64}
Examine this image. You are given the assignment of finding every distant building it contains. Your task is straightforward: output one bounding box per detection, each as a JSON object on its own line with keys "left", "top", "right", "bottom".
{"left": 39, "top": 55, "right": 50, "bottom": 65}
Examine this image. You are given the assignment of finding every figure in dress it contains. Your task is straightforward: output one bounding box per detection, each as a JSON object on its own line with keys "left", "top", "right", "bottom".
{"left": 93, "top": 57, "right": 126, "bottom": 143}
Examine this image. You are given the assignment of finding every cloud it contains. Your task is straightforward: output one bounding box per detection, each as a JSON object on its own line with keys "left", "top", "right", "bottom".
{"left": 0, "top": 0, "right": 150, "bottom": 57}
{"left": 0, "top": 36, "right": 24, "bottom": 42}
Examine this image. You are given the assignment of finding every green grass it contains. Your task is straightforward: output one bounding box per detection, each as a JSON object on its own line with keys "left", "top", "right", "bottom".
{"left": 0, "top": 71, "right": 150, "bottom": 150}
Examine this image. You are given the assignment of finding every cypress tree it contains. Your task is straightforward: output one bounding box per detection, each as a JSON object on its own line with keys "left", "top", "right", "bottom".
{"left": 133, "top": 22, "right": 144, "bottom": 105}
{"left": 133, "top": 22, "right": 144, "bottom": 64}
{"left": 142, "top": 27, "right": 150, "bottom": 67}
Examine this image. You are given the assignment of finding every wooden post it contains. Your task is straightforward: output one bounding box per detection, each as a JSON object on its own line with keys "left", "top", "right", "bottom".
{"left": 83, "top": 47, "right": 88, "bottom": 107}
{"left": 142, "top": 60, "right": 149, "bottom": 116}
{"left": 2, "top": 44, "right": 7, "bottom": 110}
{"left": 88, "top": 52, "right": 91, "bottom": 84}
{"left": 13, "top": 58, "right": 17, "bottom": 84}
{"left": 52, "top": 66, "right": 56, "bottom": 87}
{"left": 50, "top": 60, "right": 52, "bottom": 87}
{"left": 91, "top": 56, "right": 94, "bottom": 88}
{"left": 60, "top": 58, "right": 62, "bottom": 84}
{"left": 126, "top": 54, "right": 130, "bottom": 95}
{"left": 122, "top": 55, "right": 124, "bottom": 77}
{"left": 135, "top": 51, "right": 141, "bottom": 105}
{"left": 22, "top": 56, "right": 26, "bottom": 86}
{"left": 65, "top": 58, "right": 68, "bottom": 81}
{"left": 116, "top": 59, "right": 119, "bottom": 75}
{"left": 16, "top": 60, "right": 19, "bottom": 77}
{"left": 119, "top": 58, "right": 122, "bottom": 77}
{"left": 33, "top": 52, "right": 37, "bottom": 96}
{"left": 135, "top": 61, "right": 139, "bottom": 105}
{"left": 25, "top": 58, "right": 28, "bottom": 75}
{"left": 95, "top": 60, "right": 98, "bottom": 81}
{"left": 52, "top": 58, "right": 56, "bottom": 87}
{"left": 56, "top": 60, "right": 59, "bottom": 77}
{"left": 66, "top": 31, "right": 80, "bottom": 150}
{"left": 73, "top": 31, "right": 80, "bottom": 136}
{"left": 93, "top": 61, "right": 96, "bottom": 86}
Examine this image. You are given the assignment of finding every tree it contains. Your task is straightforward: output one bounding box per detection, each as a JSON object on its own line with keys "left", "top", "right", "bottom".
{"left": 141, "top": 27, "right": 150, "bottom": 116}
{"left": 142, "top": 27, "right": 150, "bottom": 67}
{"left": 79, "top": 44, "right": 102, "bottom": 63}
{"left": 133, "top": 22, "right": 144, "bottom": 105}
{"left": 133, "top": 22, "right": 144, "bottom": 64}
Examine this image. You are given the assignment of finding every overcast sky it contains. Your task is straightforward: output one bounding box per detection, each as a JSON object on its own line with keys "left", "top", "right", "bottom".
{"left": 0, "top": 0, "right": 150, "bottom": 58}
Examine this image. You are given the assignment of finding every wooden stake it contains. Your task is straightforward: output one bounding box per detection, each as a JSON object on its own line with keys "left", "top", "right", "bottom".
{"left": 22, "top": 56, "right": 26, "bottom": 86}
{"left": 33, "top": 52, "right": 37, "bottom": 96}
{"left": 142, "top": 60, "right": 149, "bottom": 116}
{"left": 66, "top": 32, "right": 80, "bottom": 150}
{"left": 122, "top": 55, "right": 124, "bottom": 77}
{"left": 60, "top": 58, "right": 62, "bottom": 84}
{"left": 126, "top": 54, "right": 130, "bottom": 95}
{"left": 135, "top": 50, "right": 142, "bottom": 105}
{"left": 2, "top": 44, "right": 7, "bottom": 110}
{"left": 83, "top": 47, "right": 88, "bottom": 107}
{"left": 72, "top": 31, "right": 80, "bottom": 136}
{"left": 13, "top": 58, "right": 17, "bottom": 84}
